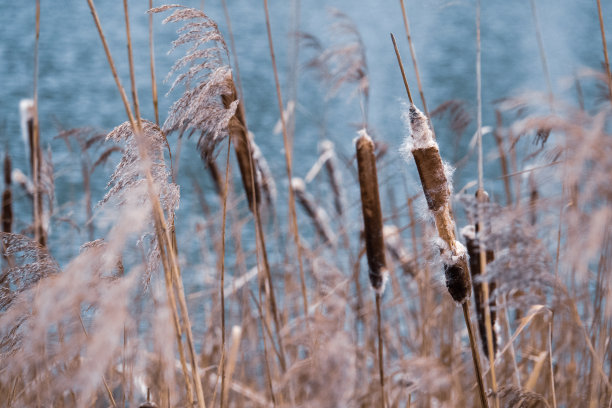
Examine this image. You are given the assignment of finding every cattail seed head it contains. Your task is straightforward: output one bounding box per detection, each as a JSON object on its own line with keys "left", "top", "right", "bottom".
{"left": 355, "top": 130, "right": 387, "bottom": 293}
{"left": 221, "top": 80, "right": 261, "bottom": 213}
{"left": 403, "top": 104, "right": 471, "bottom": 302}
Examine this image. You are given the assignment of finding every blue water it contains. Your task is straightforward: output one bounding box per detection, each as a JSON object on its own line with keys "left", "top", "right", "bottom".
{"left": 0, "top": 0, "right": 608, "bottom": 267}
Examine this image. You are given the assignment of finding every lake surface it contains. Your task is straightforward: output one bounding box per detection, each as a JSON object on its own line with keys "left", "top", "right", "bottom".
{"left": 0, "top": 0, "right": 608, "bottom": 266}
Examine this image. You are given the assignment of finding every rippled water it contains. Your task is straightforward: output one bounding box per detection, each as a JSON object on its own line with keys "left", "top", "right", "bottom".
{"left": 0, "top": 0, "right": 607, "bottom": 265}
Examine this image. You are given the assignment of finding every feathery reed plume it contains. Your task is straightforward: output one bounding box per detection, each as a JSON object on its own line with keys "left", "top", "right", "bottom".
{"left": 431, "top": 99, "right": 471, "bottom": 139}
{"left": 56, "top": 127, "right": 119, "bottom": 240}
{"left": 324, "top": 9, "right": 369, "bottom": 111}
{"left": 101, "top": 120, "right": 179, "bottom": 284}
{"left": 355, "top": 129, "right": 386, "bottom": 407}
{"left": 462, "top": 224, "right": 497, "bottom": 358}
{"left": 2, "top": 154, "right": 12, "bottom": 233}
{"left": 151, "top": 5, "right": 239, "bottom": 158}
{"left": 291, "top": 177, "right": 336, "bottom": 246}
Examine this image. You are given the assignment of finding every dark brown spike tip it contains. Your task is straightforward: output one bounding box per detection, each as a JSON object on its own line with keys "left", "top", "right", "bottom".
{"left": 444, "top": 255, "right": 471, "bottom": 303}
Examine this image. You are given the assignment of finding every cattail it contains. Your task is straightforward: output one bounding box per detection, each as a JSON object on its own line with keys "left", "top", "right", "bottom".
{"left": 402, "top": 104, "right": 471, "bottom": 302}
{"left": 2, "top": 154, "right": 12, "bottom": 233}
{"left": 355, "top": 130, "right": 387, "bottom": 293}
{"left": 221, "top": 82, "right": 261, "bottom": 213}
{"left": 462, "top": 224, "right": 497, "bottom": 358}
{"left": 291, "top": 177, "right": 336, "bottom": 246}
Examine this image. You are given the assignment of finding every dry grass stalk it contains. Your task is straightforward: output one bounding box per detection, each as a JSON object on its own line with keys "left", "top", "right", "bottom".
{"left": 291, "top": 177, "right": 336, "bottom": 246}
{"left": 148, "top": 0, "right": 160, "bottom": 125}
{"left": 355, "top": 130, "right": 387, "bottom": 407}
{"left": 596, "top": 0, "right": 612, "bottom": 102}
{"left": 263, "top": 0, "right": 310, "bottom": 322}
{"left": 221, "top": 87, "right": 261, "bottom": 212}
{"left": 87, "top": 4, "right": 206, "bottom": 406}
{"left": 462, "top": 223, "right": 497, "bottom": 358}
{"left": 398, "top": 0, "right": 431, "bottom": 125}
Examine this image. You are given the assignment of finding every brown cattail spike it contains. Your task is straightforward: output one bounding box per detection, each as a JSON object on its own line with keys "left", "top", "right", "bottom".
{"left": 355, "top": 130, "right": 387, "bottom": 293}
{"left": 402, "top": 104, "right": 471, "bottom": 302}
{"left": 221, "top": 79, "right": 261, "bottom": 213}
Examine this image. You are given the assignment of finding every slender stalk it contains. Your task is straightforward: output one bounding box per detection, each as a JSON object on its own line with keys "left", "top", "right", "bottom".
{"left": 394, "top": 44, "right": 488, "bottom": 406}
{"left": 463, "top": 303, "right": 490, "bottom": 408}
{"left": 148, "top": 0, "right": 160, "bottom": 125}
{"left": 122, "top": 0, "right": 142, "bottom": 130}
{"left": 549, "top": 312, "right": 557, "bottom": 408}
{"left": 596, "top": 0, "right": 612, "bottom": 102}
{"left": 262, "top": 0, "right": 309, "bottom": 320}
{"left": 87, "top": 3, "right": 206, "bottom": 406}
{"left": 398, "top": 0, "right": 431, "bottom": 121}
{"left": 219, "top": 139, "right": 232, "bottom": 408}
{"left": 390, "top": 33, "right": 413, "bottom": 104}
{"left": 530, "top": 0, "right": 554, "bottom": 107}
{"left": 376, "top": 294, "right": 385, "bottom": 408}
{"left": 476, "top": 2, "right": 499, "bottom": 406}
{"left": 32, "top": 0, "right": 45, "bottom": 247}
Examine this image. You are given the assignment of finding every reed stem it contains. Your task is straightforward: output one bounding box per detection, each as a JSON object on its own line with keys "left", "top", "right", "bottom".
{"left": 263, "top": 0, "right": 309, "bottom": 322}
{"left": 596, "top": 0, "right": 612, "bottom": 103}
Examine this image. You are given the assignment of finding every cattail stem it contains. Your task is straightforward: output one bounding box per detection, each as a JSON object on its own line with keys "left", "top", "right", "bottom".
{"left": 390, "top": 33, "right": 413, "bottom": 104}
{"left": 219, "top": 139, "right": 232, "bottom": 408}
{"left": 398, "top": 1, "right": 431, "bottom": 122}
{"left": 463, "top": 302, "right": 489, "bottom": 408}
{"left": 476, "top": 1, "right": 499, "bottom": 404}
{"left": 376, "top": 294, "right": 385, "bottom": 408}
{"left": 355, "top": 131, "right": 387, "bottom": 408}
{"left": 32, "top": 0, "right": 45, "bottom": 247}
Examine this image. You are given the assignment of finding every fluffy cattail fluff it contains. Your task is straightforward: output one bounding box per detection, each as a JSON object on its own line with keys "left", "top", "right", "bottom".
{"left": 2, "top": 154, "right": 12, "bottom": 233}
{"left": 462, "top": 224, "right": 497, "bottom": 358}
{"left": 355, "top": 130, "right": 387, "bottom": 293}
{"left": 292, "top": 177, "right": 336, "bottom": 246}
{"left": 402, "top": 104, "right": 471, "bottom": 302}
